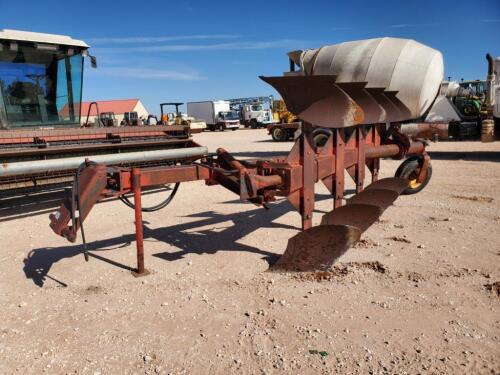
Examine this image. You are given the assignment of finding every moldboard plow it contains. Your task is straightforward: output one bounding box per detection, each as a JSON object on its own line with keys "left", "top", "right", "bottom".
{"left": 48, "top": 37, "right": 440, "bottom": 275}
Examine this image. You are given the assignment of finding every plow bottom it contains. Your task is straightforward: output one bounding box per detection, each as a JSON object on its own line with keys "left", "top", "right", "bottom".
{"left": 273, "top": 225, "right": 362, "bottom": 271}
{"left": 47, "top": 124, "right": 431, "bottom": 277}
{"left": 272, "top": 177, "right": 409, "bottom": 271}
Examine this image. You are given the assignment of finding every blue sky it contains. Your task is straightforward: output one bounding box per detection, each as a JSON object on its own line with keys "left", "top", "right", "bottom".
{"left": 2, "top": 0, "right": 499, "bottom": 114}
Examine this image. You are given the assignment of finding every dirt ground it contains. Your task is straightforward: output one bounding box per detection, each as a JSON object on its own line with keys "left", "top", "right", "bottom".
{"left": 1, "top": 129, "right": 499, "bottom": 374}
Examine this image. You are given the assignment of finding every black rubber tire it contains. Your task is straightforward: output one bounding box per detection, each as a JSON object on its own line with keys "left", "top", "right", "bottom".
{"left": 271, "top": 126, "right": 288, "bottom": 142}
{"left": 395, "top": 156, "right": 432, "bottom": 195}
{"left": 312, "top": 128, "right": 332, "bottom": 147}
{"left": 120, "top": 183, "right": 180, "bottom": 212}
{"left": 250, "top": 119, "right": 258, "bottom": 129}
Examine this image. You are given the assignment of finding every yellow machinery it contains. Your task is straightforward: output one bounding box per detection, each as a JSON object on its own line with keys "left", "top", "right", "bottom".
{"left": 272, "top": 99, "right": 298, "bottom": 123}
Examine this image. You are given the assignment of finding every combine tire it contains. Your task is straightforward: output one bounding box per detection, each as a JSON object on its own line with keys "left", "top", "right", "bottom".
{"left": 271, "top": 126, "right": 289, "bottom": 142}
{"left": 395, "top": 156, "right": 432, "bottom": 195}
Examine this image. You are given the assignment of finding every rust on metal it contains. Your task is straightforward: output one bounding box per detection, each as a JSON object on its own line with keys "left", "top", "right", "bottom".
{"left": 365, "top": 177, "right": 409, "bottom": 194}
{"left": 320, "top": 203, "right": 383, "bottom": 233}
{"left": 131, "top": 168, "right": 149, "bottom": 277}
{"left": 336, "top": 82, "right": 385, "bottom": 124}
{"left": 47, "top": 123, "right": 431, "bottom": 275}
{"left": 259, "top": 75, "right": 365, "bottom": 128}
{"left": 364, "top": 88, "right": 402, "bottom": 122}
{"left": 347, "top": 188, "right": 399, "bottom": 210}
{"left": 49, "top": 163, "right": 109, "bottom": 242}
{"left": 272, "top": 225, "right": 362, "bottom": 271}
{"left": 383, "top": 91, "right": 412, "bottom": 120}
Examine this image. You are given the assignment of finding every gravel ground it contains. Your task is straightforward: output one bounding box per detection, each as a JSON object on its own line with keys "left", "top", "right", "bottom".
{"left": 0, "top": 128, "right": 499, "bottom": 374}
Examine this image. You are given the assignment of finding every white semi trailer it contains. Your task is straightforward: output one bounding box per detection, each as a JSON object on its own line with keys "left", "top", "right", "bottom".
{"left": 187, "top": 101, "right": 240, "bottom": 131}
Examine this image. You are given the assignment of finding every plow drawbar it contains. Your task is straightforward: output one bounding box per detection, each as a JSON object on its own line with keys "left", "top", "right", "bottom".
{"left": 49, "top": 123, "right": 431, "bottom": 275}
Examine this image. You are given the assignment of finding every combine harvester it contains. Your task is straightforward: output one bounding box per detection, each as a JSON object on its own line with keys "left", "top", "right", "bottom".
{"left": 0, "top": 30, "right": 200, "bottom": 197}
{"left": 49, "top": 37, "right": 441, "bottom": 274}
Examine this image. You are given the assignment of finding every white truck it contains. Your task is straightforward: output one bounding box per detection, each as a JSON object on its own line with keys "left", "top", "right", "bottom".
{"left": 241, "top": 103, "right": 274, "bottom": 128}
{"left": 187, "top": 101, "right": 240, "bottom": 131}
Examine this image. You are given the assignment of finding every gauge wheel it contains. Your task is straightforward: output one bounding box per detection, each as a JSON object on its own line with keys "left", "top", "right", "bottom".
{"left": 271, "top": 126, "right": 288, "bottom": 142}
{"left": 395, "top": 156, "right": 432, "bottom": 195}
{"left": 312, "top": 129, "right": 332, "bottom": 147}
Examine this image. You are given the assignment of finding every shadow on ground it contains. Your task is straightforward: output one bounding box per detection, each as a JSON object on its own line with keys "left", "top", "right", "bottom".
{"left": 428, "top": 150, "right": 500, "bottom": 162}
{"left": 230, "top": 149, "right": 500, "bottom": 163}
{"left": 23, "top": 238, "right": 134, "bottom": 287}
{"left": 25, "top": 196, "right": 336, "bottom": 287}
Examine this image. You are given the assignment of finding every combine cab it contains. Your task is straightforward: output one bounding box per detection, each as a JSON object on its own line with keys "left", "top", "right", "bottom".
{"left": 0, "top": 30, "right": 201, "bottom": 196}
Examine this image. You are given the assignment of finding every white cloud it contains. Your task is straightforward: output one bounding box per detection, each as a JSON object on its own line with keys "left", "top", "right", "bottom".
{"left": 95, "top": 39, "right": 309, "bottom": 53}
{"left": 87, "top": 34, "right": 240, "bottom": 44}
{"left": 94, "top": 67, "right": 203, "bottom": 81}
{"left": 390, "top": 23, "right": 414, "bottom": 28}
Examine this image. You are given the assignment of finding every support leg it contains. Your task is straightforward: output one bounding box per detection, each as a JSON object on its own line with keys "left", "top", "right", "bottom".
{"left": 371, "top": 125, "right": 380, "bottom": 183}
{"left": 301, "top": 123, "right": 315, "bottom": 230}
{"left": 131, "top": 168, "right": 149, "bottom": 277}
{"left": 355, "top": 127, "right": 366, "bottom": 193}
{"left": 371, "top": 158, "right": 380, "bottom": 183}
{"left": 334, "top": 129, "right": 345, "bottom": 208}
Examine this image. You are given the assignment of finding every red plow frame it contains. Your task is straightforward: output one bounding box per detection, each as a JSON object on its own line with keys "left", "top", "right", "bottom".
{"left": 49, "top": 123, "right": 431, "bottom": 274}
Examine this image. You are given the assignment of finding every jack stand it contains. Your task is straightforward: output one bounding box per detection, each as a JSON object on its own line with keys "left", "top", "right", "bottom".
{"left": 131, "top": 168, "right": 150, "bottom": 277}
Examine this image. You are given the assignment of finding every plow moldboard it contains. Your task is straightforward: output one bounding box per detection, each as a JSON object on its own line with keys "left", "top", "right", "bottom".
{"left": 365, "top": 177, "right": 409, "bottom": 194}
{"left": 272, "top": 225, "right": 361, "bottom": 272}
{"left": 347, "top": 189, "right": 399, "bottom": 210}
{"left": 320, "top": 203, "right": 383, "bottom": 233}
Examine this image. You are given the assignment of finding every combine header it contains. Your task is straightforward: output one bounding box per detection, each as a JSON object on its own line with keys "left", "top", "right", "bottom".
{"left": 49, "top": 37, "right": 439, "bottom": 273}
{"left": 0, "top": 30, "right": 197, "bottom": 196}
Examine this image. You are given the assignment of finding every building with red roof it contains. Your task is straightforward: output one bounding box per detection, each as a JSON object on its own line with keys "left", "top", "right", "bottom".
{"left": 65, "top": 98, "right": 150, "bottom": 125}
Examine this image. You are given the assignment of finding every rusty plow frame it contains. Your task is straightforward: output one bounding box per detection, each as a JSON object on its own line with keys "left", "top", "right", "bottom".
{"left": 49, "top": 74, "right": 433, "bottom": 275}
{"left": 49, "top": 121, "right": 431, "bottom": 275}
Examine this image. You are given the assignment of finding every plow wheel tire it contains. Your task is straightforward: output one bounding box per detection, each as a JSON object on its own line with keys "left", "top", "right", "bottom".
{"left": 272, "top": 126, "right": 289, "bottom": 142}
{"left": 312, "top": 129, "right": 332, "bottom": 148}
{"left": 395, "top": 156, "right": 432, "bottom": 195}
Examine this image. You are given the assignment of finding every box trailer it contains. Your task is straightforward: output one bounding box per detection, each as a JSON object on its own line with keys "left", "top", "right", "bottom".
{"left": 187, "top": 101, "right": 240, "bottom": 131}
